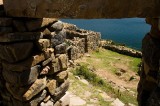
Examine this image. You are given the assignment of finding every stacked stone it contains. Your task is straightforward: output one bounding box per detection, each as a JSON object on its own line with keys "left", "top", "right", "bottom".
{"left": 137, "top": 18, "right": 160, "bottom": 106}
{"left": 64, "top": 24, "right": 101, "bottom": 60}
{"left": 0, "top": 6, "right": 69, "bottom": 106}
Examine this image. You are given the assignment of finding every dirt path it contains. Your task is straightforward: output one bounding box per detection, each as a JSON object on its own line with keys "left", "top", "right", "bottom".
{"left": 75, "top": 53, "right": 140, "bottom": 90}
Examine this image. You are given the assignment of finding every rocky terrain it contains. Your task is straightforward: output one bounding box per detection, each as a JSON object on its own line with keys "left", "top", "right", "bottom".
{"left": 67, "top": 48, "right": 141, "bottom": 106}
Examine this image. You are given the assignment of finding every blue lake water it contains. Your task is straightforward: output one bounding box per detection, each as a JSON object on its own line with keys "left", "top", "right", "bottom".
{"left": 61, "top": 18, "right": 151, "bottom": 50}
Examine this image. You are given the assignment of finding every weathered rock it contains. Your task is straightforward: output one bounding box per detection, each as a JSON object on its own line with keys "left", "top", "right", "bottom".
{"left": 58, "top": 54, "right": 68, "bottom": 71}
{"left": 2, "top": 55, "right": 42, "bottom": 72}
{"left": 0, "top": 18, "right": 12, "bottom": 26}
{"left": 49, "top": 21, "right": 64, "bottom": 32}
{"left": 36, "top": 39, "right": 51, "bottom": 51}
{"left": 3, "top": 0, "right": 160, "bottom": 18}
{"left": 0, "top": 32, "right": 43, "bottom": 42}
{"left": 53, "top": 80, "right": 69, "bottom": 102}
{"left": 23, "top": 77, "right": 47, "bottom": 101}
{"left": 30, "top": 90, "right": 47, "bottom": 106}
{"left": 25, "top": 18, "right": 58, "bottom": 31}
{"left": 48, "top": 58, "right": 60, "bottom": 75}
{"left": 2, "top": 65, "right": 40, "bottom": 86}
{"left": 54, "top": 80, "right": 69, "bottom": 97}
{"left": 142, "top": 33, "right": 160, "bottom": 70}
{"left": 51, "top": 29, "right": 66, "bottom": 47}
{"left": 55, "top": 43, "right": 67, "bottom": 54}
{"left": 0, "top": 42, "right": 33, "bottom": 63}
{"left": 54, "top": 71, "right": 68, "bottom": 83}
{"left": 43, "top": 28, "right": 51, "bottom": 36}
{"left": 46, "top": 79, "right": 57, "bottom": 95}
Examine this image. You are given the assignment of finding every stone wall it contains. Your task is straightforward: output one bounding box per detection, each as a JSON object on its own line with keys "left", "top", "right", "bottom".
{"left": 0, "top": 4, "right": 101, "bottom": 106}
{"left": 137, "top": 18, "right": 160, "bottom": 106}
{"left": 102, "top": 41, "right": 142, "bottom": 58}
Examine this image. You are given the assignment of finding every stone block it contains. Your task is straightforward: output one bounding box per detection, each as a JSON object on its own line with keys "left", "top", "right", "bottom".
{"left": 30, "top": 90, "right": 47, "bottom": 106}
{"left": 25, "top": 18, "right": 58, "bottom": 31}
{"left": 0, "top": 32, "right": 43, "bottom": 43}
{"left": 51, "top": 29, "right": 66, "bottom": 47}
{"left": 2, "top": 65, "right": 40, "bottom": 87}
{"left": 58, "top": 54, "right": 68, "bottom": 71}
{"left": 49, "top": 21, "right": 64, "bottom": 32}
{"left": 48, "top": 58, "right": 60, "bottom": 75}
{"left": 54, "top": 71, "right": 68, "bottom": 83}
{"left": 0, "top": 42, "right": 33, "bottom": 63}
{"left": 55, "top": 43, "right": 67, "bottom": 54}
{"left": 43, "top": 28, "right": 51, "bottom": 36}
{"left": 23, "top": 77, "right": 47, "bottom": 101}
{"left": 47, "top": 79, "right": 57, "bottom": 95}
{"left": 36, "top": 39, "right": 51, "bottom": 51}
{"left": 53, "top": 80, "right": 69, "bottom": 102}
{"left": 0, "top": 18, "right": 12, "bottom": 27}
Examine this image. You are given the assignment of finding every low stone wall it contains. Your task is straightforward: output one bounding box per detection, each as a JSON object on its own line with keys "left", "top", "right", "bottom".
{"left": 0, "top": 4, "right": 101, "bottom": 106}
{"left": 101, "top": 40, "right": 142, "bottom": 58}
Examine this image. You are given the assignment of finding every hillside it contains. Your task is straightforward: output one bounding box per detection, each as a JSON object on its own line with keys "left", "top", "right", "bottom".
{"left": 68, "top": 48, "right": 141, "bottom": 106}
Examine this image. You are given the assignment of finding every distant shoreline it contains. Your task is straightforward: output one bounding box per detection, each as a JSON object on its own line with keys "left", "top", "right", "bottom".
{"left": 100, "top": 39, "right": 142, "bottom": 58}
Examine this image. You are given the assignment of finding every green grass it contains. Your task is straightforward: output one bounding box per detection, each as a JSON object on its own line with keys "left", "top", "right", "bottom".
{"left": 86, "top": 48, "right": 141, "bottom": 73}
{"left": 71, "top": 64, "right": 138, "bottom": 105}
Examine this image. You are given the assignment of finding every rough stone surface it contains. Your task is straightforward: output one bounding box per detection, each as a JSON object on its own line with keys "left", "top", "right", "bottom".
{"left": 23, "top": 77, "right": 47, "bottom": 101}
{"left": 2, "top": 65, "right": 40, "bottom": 86}
{"left": 51, "top": 29, "right": 66, "bottom": 47}
{"left": 0, "top": 42, "right": 33, "bottom": 63}
{"left": 0, "top": 32, "right": 43, "bottom": 42}
{"left": 25, "top": 18, "right": 57, "bottom": 31}
{"left": 47, "top": 79, "right": 57, "bottom": 95}
{"left": 36, "top": 39, "right": 51, "bottom": 51}
{"left": 58, "top": 54, "right": 68, "bottom": 71}
{"left": 3, "top": 0, "right": 160, "bottom": 18}
{"left": 55, "top": 71, "right": 68, "bottom": 83}
{"left": 0, "top": 8, "right": 101, "bottom": 105}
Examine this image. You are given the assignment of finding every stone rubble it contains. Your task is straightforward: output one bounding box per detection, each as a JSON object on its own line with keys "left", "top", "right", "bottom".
{"left": 0, "top": 3, "right": 101, "bottom": 106}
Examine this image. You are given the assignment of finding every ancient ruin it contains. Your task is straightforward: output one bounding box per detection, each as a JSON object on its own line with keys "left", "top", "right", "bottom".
{"left": 0, "top": 0, "right": 160, "bottom": 106}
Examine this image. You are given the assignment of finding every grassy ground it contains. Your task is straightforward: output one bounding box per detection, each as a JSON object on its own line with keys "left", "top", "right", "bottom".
{"left": 69, "top": 48, "right": 141, "bottom": 105}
